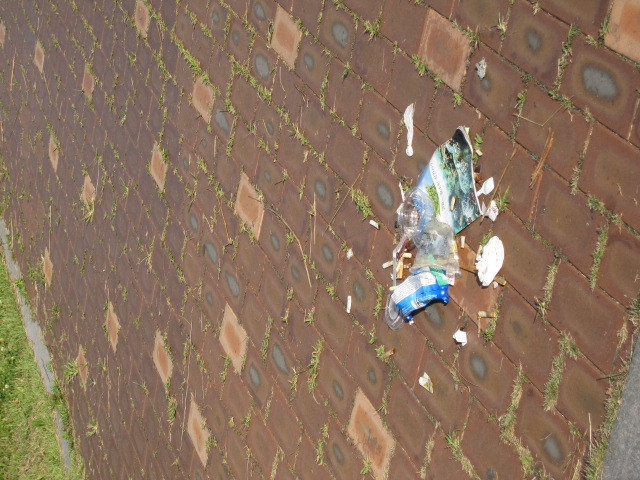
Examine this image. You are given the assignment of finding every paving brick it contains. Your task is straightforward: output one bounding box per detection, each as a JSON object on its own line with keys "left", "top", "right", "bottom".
{"left": 310, "top": 218, "right": 341, "bottom": 283}
{"left": 82, "top": 64, "right": 95, "bottom": 102}
{"left": 537, "top": 174, "right": 604, "bottom": 276}
{"left": 380, "top": 0, "right": 427, "bottom": 55}
{"left": 599, "top": 228, "right": 640, "bottom": 305}
{"left": 298, "top": 94, "right": 330, "bottom": 154}
{"left": 346, "top": 332, "right": 389, "bottom": 405}
{"left": 271, "top": 5, "right": 302, "bottom": 69}
{"left": 319, "top": 4, "right": 356, "bottom": 63}
{"left": 251, "top": 43, "right": 278, "bottom": 88}
{"left": 458, "top": 321, "right": 518, "bottom": 413}
{"left": 451, "top": 0, "right": 510, "bottom": 51}
{"left": 412, "top": 301, "right": 463, "bottom": 362}
{"left": 317, "top": 349, "right": 357, "bottom": 424}
{"left": 352, "top": 33, "right": 395, "bottom": 96}
{"left": 418, "top": 9, "right": 471, "bottom": 91}
{"left": 494, "top": 286, "right": 560, "bottom": 391}
{"left": 387, "top": 377, "right": 435, "bottom": 465}
{"left": 268, "top": 337, "right": 297, "bottom": 395}
{"left": 325, "top": 420, "right": 363, "bottom": 479}
{"left": 561, "top": 39, "right": 640, "bottom": 136}
{"left": 362, "top": 152, "right": 400, "bottom": 228}
{"left": 227, "top": 19, "right": 252, "bottom": 64}
{"left": 295, "top": 35, "right": 330, "bottom": 98}
{"left": 290, "top": 0, "right": 322, "bottom": 34}
{"left": 427, "top": 88, "right": 485, "bottom": 147}
{"left": 326, "top": 57, "right": 362, "bottom": 127}
{"left": 465, "top": 45, "right": 523, "bottom": 133}
{"left": 539, "top": 0, "right": 608, "bottom": 37}
{"left": 246, "top": 419, "right": 278, "bottom": 476}
{"left": 606, "top": 0, "right": 640, "bottom": 64}
{"left": 517, "top": 85, "right": 590, "bottom": 182}
{"left": 425, "top": 434, "right": 468, "bottom": 478}
{"left": 134, "top": 0, "right": 150, "bottom": 38}
{"left": 347, "top": 388, "right": 396, "bottom": 479}
{"left": 503, "top": 2, "right": 567, "bottom": 88}
{"left": 582, "top": 124, "right": 640, "bottom": 232}
{"left": 413, "top": 349, "right": 470, "bottom": 432}
{"left": 463, "top": 405, "right": 524, "bottom": 480}
{"left": 557, "top": 356, "right": 607, "bottom": 435}
{"left": 243, "top": 346, "right": 271, "bottom": 408}
{"left": 105, "top": 301, "right": 121, "bottom": 353}
{"left": 386, "top": 52, "right": 436, "bottom": 136}
{"left": 326, "top": 121, "right": 366, "bottom": 186}
{"left": 219, "top": 302, "right": 249, "bottom": 374}
{"left": 492, "top": 211, "right": 554, "bottom": 307}
{"left": 265, "top": 389, "right": 301, "bottom": 457}
{"left": 549, "top": 263, "right": 625, "bottom": 372}
{"left": 43, "top": 246, "right": 53, "bottom": 287}
{"left": 359, "top": 91, "right": 400, "bottom": 162}
{"left": 234, "top": 172, "right": 265, "bottom": 239}
{"left": 33, "top": 40, "right": 44, "bottom": 74}
{"left": 516, "top": 384, "right": 576, "bottom": 479}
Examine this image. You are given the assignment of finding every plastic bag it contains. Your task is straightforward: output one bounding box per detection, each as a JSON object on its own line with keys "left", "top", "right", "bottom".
{"left": 410, "top": 220, "right": 460, "bottom": 277}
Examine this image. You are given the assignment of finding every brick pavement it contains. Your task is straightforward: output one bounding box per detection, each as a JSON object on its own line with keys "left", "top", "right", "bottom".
{"left": 0, "top": 1, "right": 639, "bottom": 479}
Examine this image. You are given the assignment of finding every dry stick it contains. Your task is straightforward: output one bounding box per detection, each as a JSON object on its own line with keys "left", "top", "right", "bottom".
{"left": 515, "top": 103, "right": 565, "bottom": 127}
{"left": 529, "top": 128, "right": 555, "bottom": 188}
{"left": 261, "top": 202, "right": 313, "bottom": 288}
{"left": 9, "top": 54, "right": 15, "bottom": 91}
{"left": 327, "top": 171, "right": 364, "bottom": 229}
{"left": 528, "top": 129, "right": 555, "bottom": 227}
{"left": 479, "top": 147, "right": 517, "bottom": 224}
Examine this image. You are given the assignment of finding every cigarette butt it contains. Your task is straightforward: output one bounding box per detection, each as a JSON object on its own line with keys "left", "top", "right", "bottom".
{"left": 389, "top": 285, "right": 397, "bottom": 291}
{"left": 460, "top": 236, "right": 466, "bottom": 249}
{"left": 346, "top": 295, "right": 352, "bottom": 313}
{"left": 369, "top": 220, "right": 379, "bottom": 229}
{"left": 450, "top": 196, "right": 456, "bottom": 211}
{"left": 402, "top": 253, "right": 412, "bottom": 258}
{"left": 382, "top": 260, "right": 393, "bottom": 269}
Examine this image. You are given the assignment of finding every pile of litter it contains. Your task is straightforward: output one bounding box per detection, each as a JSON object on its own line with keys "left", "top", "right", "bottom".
{"left": 385, "top": 124, "right": 504, "bottom": 331}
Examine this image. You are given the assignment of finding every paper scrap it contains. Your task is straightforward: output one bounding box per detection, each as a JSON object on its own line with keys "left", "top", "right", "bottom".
{"left": 486, "top": 200, "right": 499, "bottom": 222}
{"left": 346, "top": 295, "right": 352, "bottom": 313}
{"left": 346, "top": 248, "right": 354, "bottom": 259}
{"left": 475, "top": 236, "right": 504, "bottom": 287}
{"left": 460, "top": 236, "right": 466, "bottom": 249}
{"left": 476, "top": 57, "right": 487, "bottom": 79}
{"left": 453, "top": 330, "right": 467, "bottom": 346}
{"left": 418, "top": 372, "right": 433, "bottom": 393}
{"left": 369, "top": 219, "right": 379, "bottom": 229}
{"left": 478, "top": 177, "right": 495, "bottom": 196}
{"left": 403, "top": 103, "right": 415, "bottom": 157}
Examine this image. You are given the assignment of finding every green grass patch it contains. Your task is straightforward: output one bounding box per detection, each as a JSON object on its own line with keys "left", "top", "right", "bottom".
{"left": 0, "top": 255, "right": 83, "bottom": 479}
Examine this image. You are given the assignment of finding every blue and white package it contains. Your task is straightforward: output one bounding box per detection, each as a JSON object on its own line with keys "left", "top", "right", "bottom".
{"left": 390, "top": 270, "right": 449, "bottom": 321}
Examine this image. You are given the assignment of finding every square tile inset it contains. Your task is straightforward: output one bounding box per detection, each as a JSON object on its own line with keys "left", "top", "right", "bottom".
{"left": 219, "top": 303, "right": 248, "bottom": 374}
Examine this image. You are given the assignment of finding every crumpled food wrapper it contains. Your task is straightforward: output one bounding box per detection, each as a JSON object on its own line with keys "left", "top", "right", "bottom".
{"left": 475, "top": 236, "right": 504, "bottom": 287}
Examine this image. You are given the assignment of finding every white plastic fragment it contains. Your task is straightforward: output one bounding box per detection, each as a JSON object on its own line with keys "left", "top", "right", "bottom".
{"left": 476, "top": 57, "right": 487, "bottom": 79}
{"left": 369, "top": 219, "right": 379, "bottom": 229}
{"left": 418, "top": 372, "right": 433, "bottom": 393}
{"left": 346, "top": 248, "right": 354, "bottom": 259}
{"left": 346, "top": 295, "right": 352, "bottom": 313}
{"left": 399, "top": 182, "right": 406, "bottom": 202}
{"left": 453, "top": 330, "right": 468, "bottom": 346}
{"left": 486, "top": 200, "right": 499, "bottom": 222}
{"left": 493, "top": 281, "right": 498, "bottom": 289}
{"left": 460, "top": 236, "right": 466, "bottom": 249}
{"left": 478, "top": 177, "right": 495, "bottom": 196}
{"left": 382, "top": 260, "right": 394, "bottom": 269}
{"left": 403, "top": 103, "right": 415, "bottom": 157}
{"left": 475, "top": 236, "right": 505, "bottom": 287}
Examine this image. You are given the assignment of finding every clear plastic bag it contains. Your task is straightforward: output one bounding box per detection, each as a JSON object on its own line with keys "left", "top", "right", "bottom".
{"left": 410, "top": 220, "right": 460, "bottom": 278}
{"left": 396, "top": 188, "right": 436, "bottom": 244}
